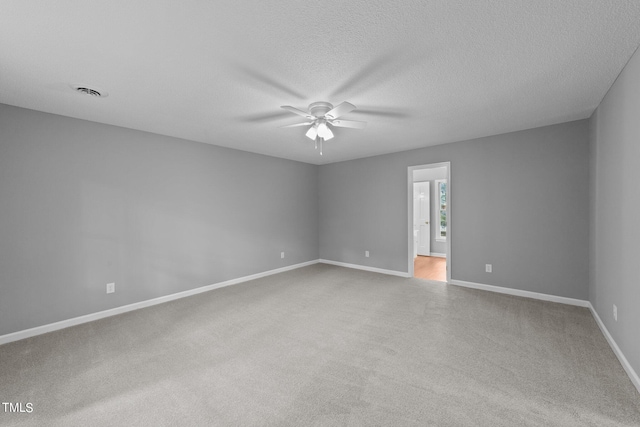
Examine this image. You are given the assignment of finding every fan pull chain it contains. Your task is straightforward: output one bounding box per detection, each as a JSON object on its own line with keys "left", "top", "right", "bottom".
{"left": 320, "top": 137, "right": 323, "bottom": 155}
{"left": 315, "top": 137, "right": 318, "bottom": 150}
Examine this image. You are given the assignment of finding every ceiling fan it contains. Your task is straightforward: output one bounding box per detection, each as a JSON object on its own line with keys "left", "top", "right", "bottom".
{"left": 280, "top": 101, "right": 366, "bottom": 155}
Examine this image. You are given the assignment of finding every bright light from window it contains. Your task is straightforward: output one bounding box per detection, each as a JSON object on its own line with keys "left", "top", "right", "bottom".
{"left": 436, "top": 179, "right": 447, "bottom": 241}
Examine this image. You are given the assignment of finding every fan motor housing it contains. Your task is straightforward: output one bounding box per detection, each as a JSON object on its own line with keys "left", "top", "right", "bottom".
{"left": 309, "top": 102, "right": 333, "bottom": 117}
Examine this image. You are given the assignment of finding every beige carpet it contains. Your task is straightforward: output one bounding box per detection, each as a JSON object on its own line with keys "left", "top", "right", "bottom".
{"left": 1, "top": 264, "right": 639, "bottom": 426}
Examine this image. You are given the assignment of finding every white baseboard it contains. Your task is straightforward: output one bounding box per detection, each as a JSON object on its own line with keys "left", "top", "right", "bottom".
{"left": 449, "top": 279, "right": 590, "bottom": 307}
{"left": 5, "top": 262, "right": 637, "bottom": 397}
{"left": 588, "top": 303, "right": 640, "bottom": 394}
{"left": 448, "top": 279, "right": 639, "bottom": 394}
{"left": 0, "top": 260, "right": 320, "bottom": 346}
{"left": 319, "top": 259, "right": 410, "bottom": 278}
{"left": 429, "top": 252, "right": 446, "bottom": 258}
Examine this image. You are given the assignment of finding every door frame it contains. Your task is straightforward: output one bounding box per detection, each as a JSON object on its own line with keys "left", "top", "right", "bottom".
{"left": 407, "top": 162, "right": 451, "bottom": 282}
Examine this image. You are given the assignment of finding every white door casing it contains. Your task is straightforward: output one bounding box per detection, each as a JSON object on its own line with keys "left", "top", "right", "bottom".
{"left": 413, "top": 185, "right": 419, "bottom": 257}
{"left": 407, "top": 162, "right": 451, "bottom": 282}
{"left": 414, "top": 181, "right": 430, "bottom": 256}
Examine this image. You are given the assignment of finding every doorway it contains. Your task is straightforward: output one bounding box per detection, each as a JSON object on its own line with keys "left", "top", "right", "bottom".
{"left": 407, "top": 162, "right": 451, "bottom": 282}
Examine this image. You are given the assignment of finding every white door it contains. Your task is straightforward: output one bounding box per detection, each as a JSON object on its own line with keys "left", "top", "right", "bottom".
{"left": 414, "top": 182, "right": 430, "bottom": 256}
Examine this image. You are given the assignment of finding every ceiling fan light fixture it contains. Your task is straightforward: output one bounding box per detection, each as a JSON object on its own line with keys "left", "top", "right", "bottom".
{"left": 281, "top": 101, "right": 364, "bottom": 154}
{"left": 317, "top": 122, "right": 334, "bottom": 140}
{"left": 305, "top": 124, "right": 318, "bottom": 140}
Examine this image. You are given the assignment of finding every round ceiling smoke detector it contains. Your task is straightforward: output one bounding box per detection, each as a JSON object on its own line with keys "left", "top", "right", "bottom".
{"left": 71, "top": 85, "right": 108, "bottom": 98}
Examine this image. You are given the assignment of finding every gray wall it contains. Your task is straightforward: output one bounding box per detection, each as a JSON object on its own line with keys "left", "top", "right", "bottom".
{"left": 413, "top": 167, "right": 447, "bottom": 255}
{"left": 319, "top": 120, "right": 590, "bottom": 299}
{"left": 0, "top": 104, "right": 319, "bottom": 336}
{"left": 0, "top": 103, "right": 595, "bottom": 337}
{"left": 589, "top": 46, "right": 640, "bottom": 375}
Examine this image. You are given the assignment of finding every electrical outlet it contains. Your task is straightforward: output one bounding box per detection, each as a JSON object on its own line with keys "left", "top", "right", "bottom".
{"left": 365, "top": 251, "right": 369, "bottom": 258}
{"left": 281, "top": 252, "right": 285, "bottom": 259}
{"left": 106, "top": 282, "right": 115, "bottom": 294}
{"left": 613, "top": 304, "right": 617, "bottom": 322}
{"left": 485, "top": 264, "right": 492, "bottom": 273}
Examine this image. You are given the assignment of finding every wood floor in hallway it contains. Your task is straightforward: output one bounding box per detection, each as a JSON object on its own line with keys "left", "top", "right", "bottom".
{"left": 414, "top": 255, "right": 446, "bottom": 282}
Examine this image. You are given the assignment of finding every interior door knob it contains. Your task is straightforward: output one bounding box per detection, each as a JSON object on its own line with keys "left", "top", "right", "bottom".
{"left": 425, "top": 221, "right": 429, "bottom": 224}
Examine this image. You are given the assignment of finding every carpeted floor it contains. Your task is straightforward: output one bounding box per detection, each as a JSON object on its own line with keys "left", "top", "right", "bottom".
{"left": 1, "top": 263, "right": 639, "bottom": 426}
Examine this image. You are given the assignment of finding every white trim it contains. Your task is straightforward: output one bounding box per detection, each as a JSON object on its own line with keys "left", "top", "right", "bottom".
{"left": 446, "top": 163, "right": 451, "bottom": 283}
{"left": 429, "top": 252, "right": 447, "bottom": 258}
{"left": 435, "top": 238, "right": 447, "bottom": 243}
{"left": 319, "top": 259, "right": 410, "bottom": 278}
{"left": 448, "top": 279, "right": 640, "bottom": 394}
{"left": 588, "top": 302, "right": 640, "bottom": 394}
{"left": 0, "top": 260, "right": 320, "bottom": 346}
{"left": 4, "top": 259, "right": 637, "bottom": 396}
{"left": 449, "top": 279, "right": 589, "bottom": 307}
{"left": 408, "top": 162, "right": 451, "bottom": 283}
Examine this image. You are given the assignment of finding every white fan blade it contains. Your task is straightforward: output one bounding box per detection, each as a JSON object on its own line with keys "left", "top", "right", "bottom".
{"left": 280, "top": 122, "right": 314, "bottom": 128}
{"left": 281, "top": 106, "right": 314, "bottom": 119}
{"left": 330, "top": 119, "right": 366, "bottom": 129}
{"left": 325, "top": 101, "right": 356, "bottom": 119}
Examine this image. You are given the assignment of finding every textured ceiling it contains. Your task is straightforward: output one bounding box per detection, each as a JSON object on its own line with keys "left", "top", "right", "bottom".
{"left": 2, "top": 1, "right": 640, "bottom": 165}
